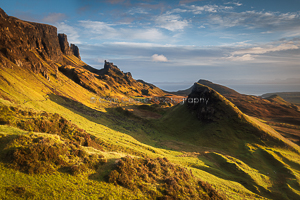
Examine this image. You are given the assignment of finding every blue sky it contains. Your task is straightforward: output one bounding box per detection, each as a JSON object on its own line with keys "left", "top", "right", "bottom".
{"left": 2, "top": 0, "right": 300, "bottom": 92}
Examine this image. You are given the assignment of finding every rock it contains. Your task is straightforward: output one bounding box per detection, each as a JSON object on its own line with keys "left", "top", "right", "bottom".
{"left": 58, "top": 33, "right": 72, "bottom": 55}
{"left": 0, "top": 8, "right": 8, "bottom": 18}
{"left": 70, "top": 44, "right": 81, "bottom": 59}
{"left": 0, "top": 8, "right": 62, "bottom": 63}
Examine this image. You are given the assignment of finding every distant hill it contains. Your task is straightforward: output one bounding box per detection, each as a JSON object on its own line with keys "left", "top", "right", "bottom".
{"left": 172, "top": 79, "right": 239, "bottom": 96}
{"left": 172, "top": 80, "right": 300, "bottom": 124}
{"left": 262, "top": 92, "right": 300, "bottom": 105}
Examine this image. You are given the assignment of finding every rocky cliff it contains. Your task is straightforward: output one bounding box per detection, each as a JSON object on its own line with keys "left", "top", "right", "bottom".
{"left": 0, "top": 8, "right": 80, "bottom": 75}
{"left": 0, "top": 7, "right": 164, "bottom": 98}
{"left": 58, "top": 33, "right": 81, "bottom": 59}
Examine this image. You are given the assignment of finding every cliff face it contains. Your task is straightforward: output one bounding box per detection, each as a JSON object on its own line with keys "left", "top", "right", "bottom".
{"left": 0, "top": 8, "right": 83, "bottom": 82}
{"left": 0, "top": 8, "right": 164, "bottom": 98}
{"left": 0, "top": 8, "right": 62, "bottom": 64}
{"left": 70, "top": 44, "right": 81, "bottom": 59}
{"left": 58, "top": 34, "right": 80, "bottom": 59}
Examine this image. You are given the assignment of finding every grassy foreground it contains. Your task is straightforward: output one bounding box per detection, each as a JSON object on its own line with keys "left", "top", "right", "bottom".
{"left": 1, "top": 55, "right": 300, "bottom": 199}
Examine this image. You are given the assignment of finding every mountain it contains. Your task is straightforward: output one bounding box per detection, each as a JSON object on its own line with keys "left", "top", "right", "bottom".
{"left": 0, "top": 7, "right": 166, "bottom": 101}
{"left": 172, "top": 79, "right": 239, "bottom": 96}
{"left": 1, "top": 8, "right": 300, "bottom": 200}
{"left": 172, "top": 79, "right": 300, "bottom": 125}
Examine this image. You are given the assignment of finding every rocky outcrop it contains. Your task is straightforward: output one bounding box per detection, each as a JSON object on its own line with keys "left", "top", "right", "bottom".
{"left": 70, "top": 44, "right": 80, "bottom": 59}
{"left": 93, "top": 60, "right": 165, "bottom": 96}
{"left": 58, "top": 33, "right": 72, "bottom": 55}
{"left": 187, "top": 83, "right": 243, "bottom": 122}
{"left": 58, "top": 34, "right": 81, "bottom": 59}
{"left": 0, "top": 8, "right": 62, "bottom": 63}
{"left": 0, "top": 8, "right": 83, "bottom": 83}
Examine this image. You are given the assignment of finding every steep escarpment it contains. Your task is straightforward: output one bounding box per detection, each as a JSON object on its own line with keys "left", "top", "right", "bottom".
{"left": 58, "top": 33, "right": 80, "bottom": 59}
{"left": 0, "top": 8, "right": 62, "bottom": 64}
{"left": 0, "top": 8, "right": 164, "bottom": 99}
{"left": 0, "top": 8, "right": 82, "bottom": 82}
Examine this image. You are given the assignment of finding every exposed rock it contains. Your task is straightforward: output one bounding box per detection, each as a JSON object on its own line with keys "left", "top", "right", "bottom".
{"left": 125, "top": 72, "right": 132, "bottom": 78}
{"left": 70, "top": 44, "right": 81, "bottom": 59}
{"left": 0, "top": 8, "right": 62, "bottom": 63}
{"left": 58, "top": 33, "right": 72, "bottom": 55}
{"left": 0, "top": 7, "right": 8, "bottom": 18}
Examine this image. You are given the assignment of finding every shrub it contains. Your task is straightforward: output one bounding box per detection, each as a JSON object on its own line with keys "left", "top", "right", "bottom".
{"left": 3, "top": 133, "right": 106, "bottom": 175}
{"left": 108, "top": 156, "right": 225, "bottom": 199}
{"left": 0, "top": 104, "right": 104, "bottom": 151}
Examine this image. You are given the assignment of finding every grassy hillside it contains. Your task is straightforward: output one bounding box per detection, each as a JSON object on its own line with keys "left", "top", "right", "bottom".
{"left": 1, "top": 66, "right": 300, "bottom": 199}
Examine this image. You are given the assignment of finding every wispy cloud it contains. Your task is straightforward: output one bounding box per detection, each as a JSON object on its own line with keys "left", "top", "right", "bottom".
{"left": 226, "top": 54, "right": 255, "bottom": 61}
{"left": 224, "top": 1, "right": 242, "bottom": 6}
{"left": 105, "top": 0, "right": 126, "bottom": 4}
{"left": 56, "top": 22, "right": 81, "bottom": 44}
{"left": 155, "top": 13, "right": 189, "bottom": 31}
{"left": 206, "top": 10, "right": 300, "bottom": 31}
{"left": 78, "top": 20, "right": 166, "bottom": 41}
{"left": 179, "top": 0, "right": 205, "bottom": 5}
{"left": 232, "top": 41, "right": 299, "bottom": 55}
{"left": 224, "top": 41, "right": 300, "bottom": 62}
{"left": 127, "top": 7, "right": 149, "bottom": 15}
{"left": 183, "top": 4, "right": 233, "bottom": 14}
{"left": 42, "top": 13, "right": 67, "bottom": 23}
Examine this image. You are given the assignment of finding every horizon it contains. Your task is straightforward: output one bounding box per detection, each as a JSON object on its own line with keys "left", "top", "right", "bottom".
{"left": 2, "top": 0, "right": 300, "bottom": 94}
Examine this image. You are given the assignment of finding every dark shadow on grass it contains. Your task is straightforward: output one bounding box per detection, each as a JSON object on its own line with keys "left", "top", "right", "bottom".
{"left": 47, "top": 94, "right": 159, "bottom": 153}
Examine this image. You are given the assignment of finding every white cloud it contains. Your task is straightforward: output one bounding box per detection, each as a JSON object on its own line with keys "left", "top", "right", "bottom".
{"left": 127, "top": 7, "right": 148, "bottom": 15}
{"left": 79, "top": 20, "right": 117, "bottom": 35}
{"left": 155, "top": 14, "right": 189, "bottom": 31}
{"left": 56, "top": 22, "right": 81, "bottom": 44}
{"left": 79, "top": 20, "right": 166, "bottom": 41}
{"left": 232, "top": 42, "right": 299, "bottom": 55}
{"left": 224, "top": 2, "right": 242, "bottom": 6}
{"left": 152, "top": 54, "right": 168, "bottom": 62}
{"left": 226, "top": 54, "right": 255, "bottom": 61}
{"left": 223, "top": 41, "right": 300, "bottom": 62}
{"left": 183, "top": 4, "right": 233, "bottom": 14}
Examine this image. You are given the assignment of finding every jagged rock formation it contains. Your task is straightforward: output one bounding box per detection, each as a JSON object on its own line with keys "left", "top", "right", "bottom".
{"left": 58, "top": 33, "right": 72, "bottom": 55}
{"left": 70, "top": 44, "right": 80, "bottom": 59}
{"left": 95, "top": 60, "right": 165, "bottom": 96}
{"left": 0, "top": 8, "right": 83, "bottom": 81}
{"left": 58, "top": 34, "right": 80, "bottom": 59}
{"left": 0, "top": 7, "right": 164, "bottom": 99}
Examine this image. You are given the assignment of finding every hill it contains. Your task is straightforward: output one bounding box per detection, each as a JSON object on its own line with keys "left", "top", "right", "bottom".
{"left": 1, "top": 7, "right": 300, "bottom": 200}
{"left": 262, "top": 92, "right": 300, "bottom": 105}
{"left": 172, "top": 79, "right": 239, "bottom": 96}
{"left": 172, "top": 80, "right": 300, "bottom": 125}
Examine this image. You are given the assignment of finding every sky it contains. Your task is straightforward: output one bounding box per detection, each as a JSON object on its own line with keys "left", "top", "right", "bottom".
{"left": 2, "top": 0, "right": 300, "bottom": 94}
